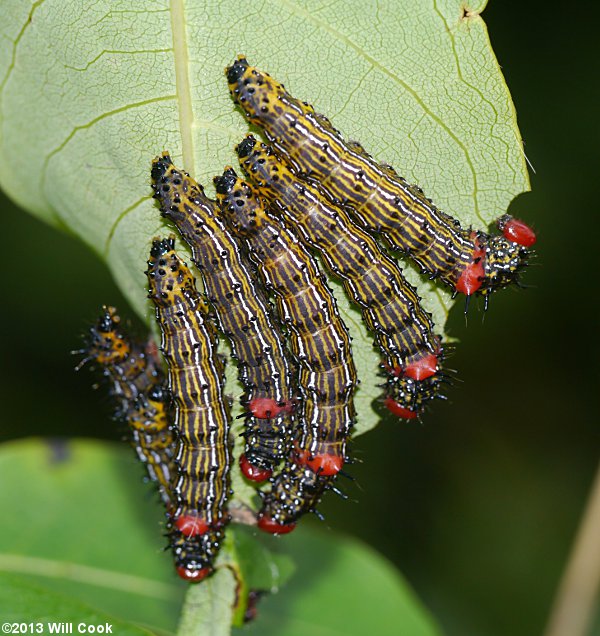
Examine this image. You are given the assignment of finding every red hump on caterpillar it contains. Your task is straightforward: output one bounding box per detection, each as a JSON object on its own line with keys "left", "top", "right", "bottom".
{"left": 226, "top": 56, "right": 534, "bottom": 301}
{"left": 239, "top": 454, "right": 272, "bottom": 482}
{"left": 294, "top": 448, "right": 344, "bottom": 476}
{"left": 248, "top": 397, "right": 294, "bottom": 420}
{"left": 174, "top": 514, "right": 210, "bottom": 537}
{"left": 383, "top": 397, "right": 417, "bottom": 420}
{"left": 257, "top": 513, "right": 296, "bottom": 535}
{"left": 176, "top": 565, "right": 212, "bottom": 582}
{"left": 498, "top": 215, "right": 537, "bottom": 247}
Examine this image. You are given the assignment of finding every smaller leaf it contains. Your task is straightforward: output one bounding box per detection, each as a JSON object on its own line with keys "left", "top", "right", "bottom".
{"left": 235, "top": 526, "right": 441, "bottom": 636}
{"left": 0, "top": 573, "right": 153, "bottom": 634}
{"left": 232, "top": 525, "right": 296, "bottom": 593}
{"left": 176, "top": 567, "right": 237, "bottom": 636}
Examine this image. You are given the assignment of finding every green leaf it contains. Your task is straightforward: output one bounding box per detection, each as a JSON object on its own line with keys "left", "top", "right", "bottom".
{"left": 176, "top": 567, "right": 238, "bottom": 636}
{"left": 235, "top": 527, "right": 442, "bottom": 636}
{"left": 0, "top": 573, "right": 154, "bottom": 635}
{"left": 0, "top": 439, "right": 185, "bottom": 632}
{"left": 0, "top": 0, "right": 529, "bottom": 436}
{"left": 0, "top": 440, "right": 292, "bottom": 633}
{"left": 0, "top": 440, "right": 439, "bottom": 635}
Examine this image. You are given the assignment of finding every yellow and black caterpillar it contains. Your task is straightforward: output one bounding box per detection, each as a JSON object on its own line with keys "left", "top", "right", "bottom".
{"left": 79, "top": 307, "right": 172, "bottom": 505}
{"left": 147, "top": 237, "right": 231, "bottom": 581}
{"left": 215, "top": 168, "right": 356, "bottom": 476}
{"left": 80, "top": 307, "right": 210, "bottom": 581}
{"left": 226, "top": 56, "right": 535, "bottom": 301}
{"left": 215, "top": 168, "right": 357, "bottom": 531}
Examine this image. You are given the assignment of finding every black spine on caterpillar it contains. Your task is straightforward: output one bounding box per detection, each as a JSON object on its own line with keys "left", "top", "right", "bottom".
{"left": 214, "top": 168, "right": 357, "bottom": 531}
{"left": 226, "top": 56, "right": 536, "bottom": 301}
{"left": 236, "top": 136, "right": 445, "bottom": 419}
{"left": 147, "top": 236, "right": 231, "bottom": 581}
{"left": 151, "top": 153, "right": 295, "bottom": 483}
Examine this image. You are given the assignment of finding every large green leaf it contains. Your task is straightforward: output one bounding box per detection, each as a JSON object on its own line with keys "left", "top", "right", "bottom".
{"left": 0, "top": 0, "right": 529, "bottom": 435}
{"left": 0, "top": 2, "right": 528, "bottom": 633}
{"left": 0, "top": 440, "right": 440, "bottom": 636}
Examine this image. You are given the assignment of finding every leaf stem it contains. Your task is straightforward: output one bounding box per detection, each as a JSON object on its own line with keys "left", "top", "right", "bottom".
{"left": 176, "top": 567, "right": 237, "bottom": 636}
{"left": 543, "top": 460, "right": 600, "bottom": 636}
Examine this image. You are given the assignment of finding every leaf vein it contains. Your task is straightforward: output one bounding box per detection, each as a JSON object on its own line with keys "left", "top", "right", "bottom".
{"left": 274, "top": 0, "right": 483, "bottom": 221}
{"left": 40, "top": 94, "right": 177, "bottom": 197}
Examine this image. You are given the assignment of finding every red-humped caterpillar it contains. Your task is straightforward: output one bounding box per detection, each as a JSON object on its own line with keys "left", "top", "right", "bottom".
{"left": 226, "top": 56, "right": 536, "bottom": 301}
{"left": 151, "top": 154, "right": 295, "bottom": 483}
{"left": 215, "top": 168, "right": 357, "bottom": 486}
{"left": 147, "top": 236, "right": 231, "bottom": 581}
{"left": 236, "top": 136, "right": 444, "bottom": 419}
{"left": 79, "top": 308, "right": 211, "bottom": 581}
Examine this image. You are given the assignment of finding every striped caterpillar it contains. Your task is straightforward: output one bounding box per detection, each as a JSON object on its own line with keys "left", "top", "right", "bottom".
{"left": 151, "top": 154, "right": 295, "bottom": 482}
{"left": 214, "top": 168, "right": 357, "bottom": 531}
{"left": 79, "top": 307, "right": 209, "bottom": 581}
{"left": 147, "top": 237, "right": 231, "bottom": 580}
{"left": 214, "top": 167, "right": 356, "bottom": 476}
{"left": 226, "top": 56, "right": 536, "bottom": 301}
{"left": 235, "top": 136, "right": 444, "bottom": 419}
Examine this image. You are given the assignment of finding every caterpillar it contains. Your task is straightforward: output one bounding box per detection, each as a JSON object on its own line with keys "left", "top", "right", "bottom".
{"left": 78, "top": 306, "right": 161, "bottom": 412}
{"left": 235, "top": 136, "right": 444, "bottom": 418}
{"left": 127, "top": 383, "right": 175, "bottom": 508}
{"left": 79, "top": 308, "right": 213, "bottom": 581}
{"left": 78, "top": 307, "right": 174, "bottom": 503}
{"left": 254, "top": 457, "right": 336, "bottom": 534}
{"left": 226, "top": 56, "right": 536, "bottom": 300}
{"left": 129, "top": 385, "right": 218, "bottom": 582}
{"left": 214, "top": 167, "right": 357, "bottom": 478}
{"left": 151, "top": 153, "right": 295, "bottom": 482}
{"left": 147, "top": 236, "right": 231, "bottom": 579}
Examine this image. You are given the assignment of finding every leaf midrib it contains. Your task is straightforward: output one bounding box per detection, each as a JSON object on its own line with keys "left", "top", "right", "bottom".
{"left": 170, "top": 0, "right": 195, "bottom": 176}
{"left": 0, "top": 553, "right": 174, "bottom": 599}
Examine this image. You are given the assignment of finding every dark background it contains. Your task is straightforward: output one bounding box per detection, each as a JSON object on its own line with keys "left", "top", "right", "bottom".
{"left": 1, "top": 3, "right": 597, "bottom": 635}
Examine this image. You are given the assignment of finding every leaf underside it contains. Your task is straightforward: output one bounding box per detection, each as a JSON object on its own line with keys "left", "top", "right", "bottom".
{"left": 0, "top": 2, "right": 528, "bottom": 631}
{"left": 0, "top": 0, "right": 529, "bottom": 435}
